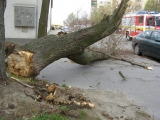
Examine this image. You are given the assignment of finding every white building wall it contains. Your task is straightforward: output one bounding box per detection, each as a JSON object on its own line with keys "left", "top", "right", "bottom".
{"left": 4, "top": 0, "right": 42, "bottom": 39}
{"left": 97, "top": 0, "right": 112, "bottom": 8}
{"left": 4, "top": 0, "right": 52, "bottom": 39}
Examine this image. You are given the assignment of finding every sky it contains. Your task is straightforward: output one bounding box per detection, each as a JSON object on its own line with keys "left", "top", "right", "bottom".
{"left": 52, "top": 0, "right": 91, "bottom": 25}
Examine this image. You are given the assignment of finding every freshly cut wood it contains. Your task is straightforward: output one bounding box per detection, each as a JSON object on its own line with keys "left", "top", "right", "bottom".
{"left": 6, "top": 51, "right": 34, "bottom": 77}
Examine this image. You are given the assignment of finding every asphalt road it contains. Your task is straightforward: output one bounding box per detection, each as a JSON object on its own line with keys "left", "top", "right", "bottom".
{"left": 37, "top": 30, "right": 160, "bottom": 120}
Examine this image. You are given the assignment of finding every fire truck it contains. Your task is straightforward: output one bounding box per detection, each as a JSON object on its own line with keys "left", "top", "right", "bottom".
{"left": 122, "top": 11, "right": 160, "bottom": 40}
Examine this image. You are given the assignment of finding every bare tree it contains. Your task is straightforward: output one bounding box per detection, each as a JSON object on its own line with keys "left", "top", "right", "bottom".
{"left": 64, "top": 12, "right": 77, "bottom": 28}
{"left": 64, "top": 10, "right": 90, "bottom": 30}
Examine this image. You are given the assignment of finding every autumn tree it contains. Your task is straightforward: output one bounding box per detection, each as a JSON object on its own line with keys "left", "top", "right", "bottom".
{"left": 5, "top": 0, "right": 129, "bottom": 78}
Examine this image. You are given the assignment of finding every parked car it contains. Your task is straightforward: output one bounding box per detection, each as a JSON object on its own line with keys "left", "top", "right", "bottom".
{"left": 132, "top": 30, "right": 160, "bottom": 59}
{"left": 61, "top": 26, "right": 71, "bottom": 33}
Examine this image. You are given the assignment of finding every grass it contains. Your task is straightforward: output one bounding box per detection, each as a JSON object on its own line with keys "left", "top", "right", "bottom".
{"left": 62, "top": 84, "right": 68, "bottom": 88}
{"left": 29, "top": 113, "right": 67, "bottom": 120}
{"left": 79, "top": 110, "right": 87, "bottom": 120}
{"left": 0, "top": 117, "right": 6, "bottom": 120}
{"left": 9, "top": 73, "right": 35, "bottom": 83}
{"left": 59, "top": 105, "right": 68, "bottom": 111}
{"left": 78, "top": 110, "right": 101, "bottom": 120}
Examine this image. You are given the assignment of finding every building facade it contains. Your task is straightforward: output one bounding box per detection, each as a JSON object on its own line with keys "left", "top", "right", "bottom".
{"left": 4, "top": 0, "right": 52, "bottom": 44}
{"left": 97, "top": 0, "right": 112, "bottom": 8}
{"left": 91, "top": 0, "right": 147, "bottom": 11}
{"left": 91, "top": 0, "right": 112, "bottom": 8}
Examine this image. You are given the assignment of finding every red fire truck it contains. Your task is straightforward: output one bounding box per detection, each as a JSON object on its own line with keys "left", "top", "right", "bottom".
{"left": 122, "top": 11, "right": 160, "bottom": 40}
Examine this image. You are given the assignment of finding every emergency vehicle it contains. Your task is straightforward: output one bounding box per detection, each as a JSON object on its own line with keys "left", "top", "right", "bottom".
{"left": 122, "top": 11, "right": 160, "bottom": 40}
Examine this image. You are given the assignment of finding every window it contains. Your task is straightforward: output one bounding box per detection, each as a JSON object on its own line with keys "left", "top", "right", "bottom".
{"left": 151, "top": 31, "right": 160, "bottom": 40}
{"left": 144, "top": 31, "right": 152, "bottom": 38}
{"left": 99, "top": 1, "right": 103, "bottom": 4}
{"left": 91, "top": 1, "right": 97, "bottom": 6}
{"left": 147, "top": 18, "right": 153, "bottom": 26}
{"left": 155, "top": 16, "right": 160, "bottom": 26}
{"left": 139, "top": 16, "right": 143, "bottom": 23}
{"left": 140, "top": 32, "right": 145, "bottom": 38}
{"left": 141, "top": 31, "right": 152, "bottom": 38}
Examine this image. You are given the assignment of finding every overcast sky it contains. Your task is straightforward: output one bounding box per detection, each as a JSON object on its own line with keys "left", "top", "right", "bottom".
{"left": 52, "top": 0, "right": 91, "bottom": 25}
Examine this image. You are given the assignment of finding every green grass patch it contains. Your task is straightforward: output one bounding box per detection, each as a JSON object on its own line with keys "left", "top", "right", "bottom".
{"left": 62, "top": 84, "right": 68, "bottom": 88}
{"left": 29, "top": 113, "right": 67, "bottom": 120}
{"left": 0, "top": 117, "right": 6, "bottom": 120}
{"left": 79, "top": 110, "right": 87, "bottom": 120}
{"left": 9, "top": 73, "right": 35, "bottom": 83}
{"left": 59, "top": 105, "right": 68, "bottom": 111}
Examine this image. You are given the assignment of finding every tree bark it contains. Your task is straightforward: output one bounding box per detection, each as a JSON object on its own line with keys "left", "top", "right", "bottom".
{"left": 5, "top": 0, "right": 129, "bottom": 78}
{"left": 0, "top": 0, "right": 7, "bottom": 81}
{"left": 68, "top": 49, "right": 110, "bottom": 65}
{"left": 38, "top": 0, "right": 50, "bottom": 38}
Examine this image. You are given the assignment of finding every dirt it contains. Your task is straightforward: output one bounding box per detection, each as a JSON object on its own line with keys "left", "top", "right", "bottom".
{"left": 0, "top": 77, "right": 153, "bottom": 120}
{"left": 1, "top": 39, "right": 154, "bottom": 120}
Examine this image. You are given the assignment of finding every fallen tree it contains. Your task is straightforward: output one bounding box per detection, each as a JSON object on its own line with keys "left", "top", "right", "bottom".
{"left": 5, "top": 0, "right": 129, "bottom": 78}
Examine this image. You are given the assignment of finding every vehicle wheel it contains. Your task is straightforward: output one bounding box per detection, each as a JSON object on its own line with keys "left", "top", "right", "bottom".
{"left": 134, "top": 44, "right": 141, "bottom": 55}
{"left": 126, "top": 32, "right": 131, "bottom": 41}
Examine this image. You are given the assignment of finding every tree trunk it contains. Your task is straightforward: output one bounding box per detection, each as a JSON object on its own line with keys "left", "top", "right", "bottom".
{"left": 0, "top": 0, "right": 7, "bottom": 81}
{"left": 5, "top": 0, "right": 129, "bottom": 78}
{"left": 38, "top": 0, "right": 50, "bottom": 38}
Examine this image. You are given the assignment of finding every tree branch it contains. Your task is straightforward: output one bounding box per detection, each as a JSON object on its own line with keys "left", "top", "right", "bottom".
{"left": 68, "top": 48, "right": 110, "bottom": 65}
{"left": 108, "top": 54, "right": 153, "bottom": 70}
{"left": 11, "top": 77, "right": 34, "bottom": 89}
